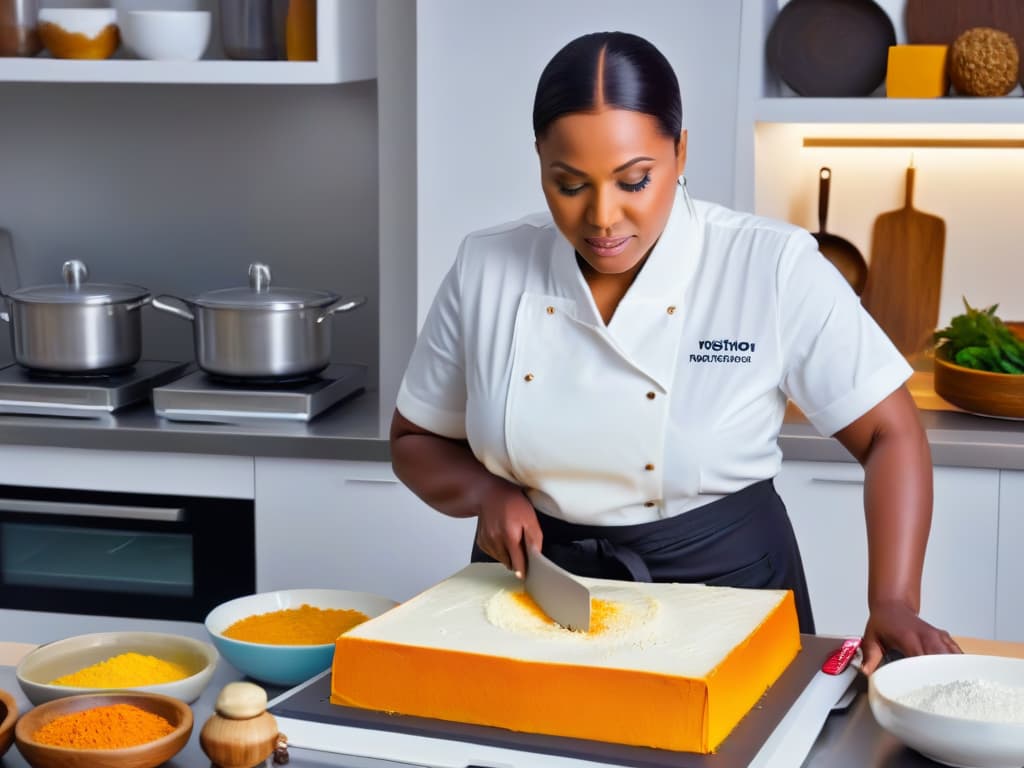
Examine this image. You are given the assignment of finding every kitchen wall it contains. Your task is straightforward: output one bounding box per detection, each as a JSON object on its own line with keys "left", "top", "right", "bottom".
{"left": 756, "top": 0, "right": 1024, "bottom": 325}
{"left": 0, "top": 80, "right": 380, "bottom": 380}
{"left": 756, "top": 122, "right": 1024, "bottom": 325}
{"left": 415, "top": 0, "right": 744, "bottom": 328}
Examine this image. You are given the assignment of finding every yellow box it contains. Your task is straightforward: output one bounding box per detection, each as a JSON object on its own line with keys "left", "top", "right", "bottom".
{"left": 886, "top": 45, "right": 950, "bottom": 98}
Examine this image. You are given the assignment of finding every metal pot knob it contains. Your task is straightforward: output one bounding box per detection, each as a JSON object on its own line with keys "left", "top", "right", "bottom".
{"left": 62, "top": 259, "right": 88, "bottom": 290}
{"left": 248, "top": 262, "right": 271, "bottom": 294}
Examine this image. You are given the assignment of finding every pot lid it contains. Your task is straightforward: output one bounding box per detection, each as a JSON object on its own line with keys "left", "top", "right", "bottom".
{"left": 8, "top": 260, "right": 150, "bottom": 305}
{"left": 193, "top": 263, "right": 338, "bottom": 310}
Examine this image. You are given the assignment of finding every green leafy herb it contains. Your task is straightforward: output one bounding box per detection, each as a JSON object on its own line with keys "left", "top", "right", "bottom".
{"left": 933, "top": 299, "right": 1024, "bottom": 375}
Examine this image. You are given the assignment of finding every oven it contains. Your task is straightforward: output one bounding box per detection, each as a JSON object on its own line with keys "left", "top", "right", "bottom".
{"left": 0, "top": 484, "right": 254, "bottom": 621}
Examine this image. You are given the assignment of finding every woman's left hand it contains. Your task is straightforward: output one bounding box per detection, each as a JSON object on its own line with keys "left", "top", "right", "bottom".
{"left": 860, "top": 599, "right": 963, "bottom": 675}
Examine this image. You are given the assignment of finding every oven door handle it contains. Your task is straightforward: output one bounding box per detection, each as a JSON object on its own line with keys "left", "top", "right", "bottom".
{"left": 0, "top": 498, "right": 184, "bottom": 522}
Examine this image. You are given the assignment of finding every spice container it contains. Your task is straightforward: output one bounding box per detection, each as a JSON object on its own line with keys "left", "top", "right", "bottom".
{"left": 285, "top": 0, "right": 315, "bottom": 61}
{"left": 220, "top": 0, "right": 277, "bottom": 60}
{"left": 200, "top": 682, "right": 280, "bottom": 768}
{"left": 0, "top": 0, "right": 42, "bottom": 57}
{"left": 37, "top": 7, "right": 119, "bottom": 60}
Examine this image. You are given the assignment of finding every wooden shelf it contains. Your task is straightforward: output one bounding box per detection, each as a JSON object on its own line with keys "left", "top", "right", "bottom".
{"left": 0, "top": 0, "right": 375, "bottom": 85}
{"left": 754, "top": 96, "right": 1024, "bottom": 125}
{"left": 803, "top": 137, "right": 1024, "bottom": 149}
{"left": 0, "top": 58, "right": 345, "bottom": 85}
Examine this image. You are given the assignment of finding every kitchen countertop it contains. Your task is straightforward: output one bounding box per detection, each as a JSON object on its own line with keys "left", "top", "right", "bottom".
{"left": 1, "top": 609, "right": 1021, "bottom": 768}
{"left": 0, "top": 386, "right": 1023, "bottom": 469}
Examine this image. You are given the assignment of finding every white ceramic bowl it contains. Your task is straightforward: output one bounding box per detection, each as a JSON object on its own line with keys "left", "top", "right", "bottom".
{"left": 122, "top": 10, "right": 210, "bottom": 61}
{"left": 205, "top": 589, "right": 398, "bottom": 687}
{"left": 869, "top": 654, "right": 1024, "bottom": 768}
{"left": 16, "top": 631, "right": 218, "bottom": 706}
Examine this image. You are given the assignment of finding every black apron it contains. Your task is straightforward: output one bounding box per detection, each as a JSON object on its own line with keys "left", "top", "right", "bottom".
{"left": 471, "top": 478, "right": 816, "bottom": 634}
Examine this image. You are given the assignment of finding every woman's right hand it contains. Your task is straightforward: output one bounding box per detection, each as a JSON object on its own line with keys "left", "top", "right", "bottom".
{"left": 476, "top": 478, "right": 542, "bottom": 579}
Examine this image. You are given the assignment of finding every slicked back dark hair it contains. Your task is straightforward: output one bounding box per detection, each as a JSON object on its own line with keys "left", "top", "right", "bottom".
{"left": 532, "top": 32, "right": 683, "bottom": 144}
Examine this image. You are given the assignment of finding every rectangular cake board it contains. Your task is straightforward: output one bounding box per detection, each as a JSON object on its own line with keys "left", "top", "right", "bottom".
{"left": 268, "top": 634, "right": 843, "bottom": 768}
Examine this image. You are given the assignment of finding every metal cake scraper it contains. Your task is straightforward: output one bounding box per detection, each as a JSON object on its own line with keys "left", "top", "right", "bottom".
{"left": 525, "top": 547, "right": 591, "bottom": 632}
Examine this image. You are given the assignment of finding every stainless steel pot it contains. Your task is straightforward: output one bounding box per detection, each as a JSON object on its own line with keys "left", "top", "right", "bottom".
{"left": 0, "top": 260, "right": 150, "bottom": 373}
{"left": 152, "top": 263, "right": 365, "bottom": 380}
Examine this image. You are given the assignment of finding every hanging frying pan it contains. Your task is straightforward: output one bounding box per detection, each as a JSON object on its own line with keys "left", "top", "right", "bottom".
{"left": 766, "top": 0, "right": 896, "bottom": 96}
{"left": 811, "top": 168, "right": 868, "bottom": 295}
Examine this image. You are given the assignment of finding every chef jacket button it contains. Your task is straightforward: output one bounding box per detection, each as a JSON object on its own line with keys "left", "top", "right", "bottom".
{"left": 666, "top": 305, "right": 677, "bottom": 315}
{"left": 644, "top": 501, "right": 656, "bottom": 508}
{"left": 524, "top": 373, "right": 535, "bottom": 382}
{"left": 644, "top": 463, "right": 655, "bottom": 471}
{"left": 646, "top": 391, "right": 656, "bottom": 400}
{"left": 546, "top": 306, "right": 555, "bottom": 315}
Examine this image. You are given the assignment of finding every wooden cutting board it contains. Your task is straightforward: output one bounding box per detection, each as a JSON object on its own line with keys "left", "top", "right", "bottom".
{"left": 861, "top": 166, "right": 946, "bottom": 356}
{"left": 956, "top": 636, "right": 1024, "bottom": 659}
{"left": 906, "top": 0, "right": 1024, "bottom": 61}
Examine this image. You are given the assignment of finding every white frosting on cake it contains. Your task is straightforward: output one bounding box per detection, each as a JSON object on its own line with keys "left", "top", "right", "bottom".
{"left": 484, "top": 583, "right": 660, "bottom": 648}
{"left": 344, "top": 563, "right": 790, "bottom": 677}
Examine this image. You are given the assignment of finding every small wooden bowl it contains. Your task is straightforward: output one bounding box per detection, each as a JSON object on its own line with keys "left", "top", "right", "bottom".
{"left": 15, "top": 692, "right": 192, "bottom": 768}
{"left": 0, "top": 688, "right": 17, "bottom": 759}
{"left": 934, "top": 349, "right": 1024, "bottom": 419}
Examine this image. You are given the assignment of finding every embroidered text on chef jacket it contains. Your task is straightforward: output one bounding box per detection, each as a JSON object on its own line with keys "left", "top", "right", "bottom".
{"left": 397, "top": 187, "right": 912, "bottom": 526}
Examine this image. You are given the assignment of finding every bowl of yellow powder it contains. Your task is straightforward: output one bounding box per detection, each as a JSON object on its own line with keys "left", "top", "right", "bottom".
{"left": 204, "top": 588, "right": 398, "bottom": 686}
{"left": 16, "top": 632, "right": 218, "bottom": 706}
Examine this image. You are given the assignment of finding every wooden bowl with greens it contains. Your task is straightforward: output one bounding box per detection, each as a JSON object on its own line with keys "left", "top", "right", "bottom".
{"left": 933, "top": 301, "right": 1024, "bottom": 419}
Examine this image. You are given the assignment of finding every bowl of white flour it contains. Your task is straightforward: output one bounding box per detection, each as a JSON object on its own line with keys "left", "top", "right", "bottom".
{"left": 869, "top": 653, "right": 1024, "bottom": 768}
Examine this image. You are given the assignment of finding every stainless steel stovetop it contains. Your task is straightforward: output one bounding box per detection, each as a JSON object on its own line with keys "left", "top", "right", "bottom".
{"left": 152, "top": 363, "right": 367, "bottom": 424}
{"left": 0, "top": 360, "right": 191, "bottom": 417}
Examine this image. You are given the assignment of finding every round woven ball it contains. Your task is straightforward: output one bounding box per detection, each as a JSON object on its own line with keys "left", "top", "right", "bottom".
{"left": 949, "top": 27, "right": 1020, "bottom": 96}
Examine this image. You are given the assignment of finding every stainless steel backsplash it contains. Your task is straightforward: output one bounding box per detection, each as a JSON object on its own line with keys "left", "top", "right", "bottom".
{"left": 0, "top": 79, "right": 380, "bottom": 385}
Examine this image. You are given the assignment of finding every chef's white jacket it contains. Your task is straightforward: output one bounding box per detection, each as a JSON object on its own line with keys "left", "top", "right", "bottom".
{"left": 397, "top": 187, "right": 912, "bottom": 525}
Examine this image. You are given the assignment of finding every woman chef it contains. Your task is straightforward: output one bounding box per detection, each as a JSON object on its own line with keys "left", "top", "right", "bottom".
{"left": 390, "top": 31, "right": 960, "bottom": 674}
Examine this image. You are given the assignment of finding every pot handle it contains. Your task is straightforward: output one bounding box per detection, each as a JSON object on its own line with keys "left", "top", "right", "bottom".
{"left": 124, "top": 294, "right": 153, "bottom": 312}
{"left": 317, "top": 295, "right": 366, "bottom": 324}
{"left": 152, "top": 294, "right": 195, "bottom": 322}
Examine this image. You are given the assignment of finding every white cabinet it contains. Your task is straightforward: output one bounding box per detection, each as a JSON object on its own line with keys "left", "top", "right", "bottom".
{"left": 775, "top": 460, "right": 999, "bottom": 638}
{"left": 0, "top": 0, "right": 375, "bottom": 84}
{"left": 997, "top": 470, "right": 1024, "bottom": 642}
{"left": 254, "top": 457, "right": 477, "bottom": 601}
{"left": 0, "top": 444, "right": 253, "bottom": 498}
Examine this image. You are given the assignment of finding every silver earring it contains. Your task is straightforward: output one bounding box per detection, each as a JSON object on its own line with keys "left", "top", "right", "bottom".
{"left": 680, "top": 175, "right": 696, "bottom": 216}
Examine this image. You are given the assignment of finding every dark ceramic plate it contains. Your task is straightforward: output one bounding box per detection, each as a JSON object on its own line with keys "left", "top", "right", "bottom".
{"left": 766, "top": 0, "right": 896, "bottom": 97}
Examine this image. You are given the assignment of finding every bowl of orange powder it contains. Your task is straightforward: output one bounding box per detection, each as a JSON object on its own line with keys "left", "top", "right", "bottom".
{"left": 16, "top": 631, "right": 218, "bottom": 706}
{"left": 0, "top": 688, "right": 16, "bottom": 759}
{"left": 14, "top": 691, "right": 191, "bottom": 768}
{"left": 205, "top": 588, "right": 398, "bottom": 686}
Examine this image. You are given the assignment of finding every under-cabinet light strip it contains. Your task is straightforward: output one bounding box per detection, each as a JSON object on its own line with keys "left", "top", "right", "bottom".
{"left": 803, "top": 138, "right": 1024, "bottom": 149}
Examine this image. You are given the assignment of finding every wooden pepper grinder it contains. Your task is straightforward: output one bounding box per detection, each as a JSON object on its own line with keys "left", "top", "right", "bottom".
{"left": 200, "top": 682, "right": 283, "bottom": 768}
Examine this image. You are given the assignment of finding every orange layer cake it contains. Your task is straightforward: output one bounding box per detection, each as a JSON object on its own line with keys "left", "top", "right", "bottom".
{"left": 331, "top": 563, "right": 800, "bottom": 754}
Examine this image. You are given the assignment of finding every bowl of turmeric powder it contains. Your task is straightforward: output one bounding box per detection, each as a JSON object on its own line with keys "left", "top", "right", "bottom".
{"left": 14, "top": 691, "right": 192, "bottom": 768}
{"left": 16, "top": 631, "right": 218, "bottom": 706}
{"left": 205, "top": 588, "right": 398, "bottom": 686}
